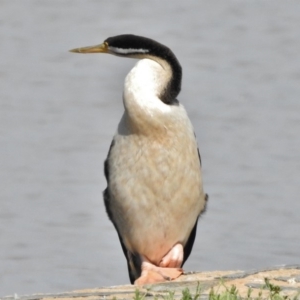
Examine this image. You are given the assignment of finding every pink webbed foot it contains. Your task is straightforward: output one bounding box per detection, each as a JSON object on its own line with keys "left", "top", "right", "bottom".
{"left": 134, "top": 243, "right": 184, "bottom": 285}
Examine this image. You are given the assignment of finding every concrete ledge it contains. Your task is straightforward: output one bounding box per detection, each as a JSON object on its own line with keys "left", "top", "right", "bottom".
{"left": 2, "top": 265, "right": 300, "bottom": 300}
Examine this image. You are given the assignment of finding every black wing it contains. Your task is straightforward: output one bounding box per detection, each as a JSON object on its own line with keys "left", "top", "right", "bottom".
{"left": 103, "top": 139, "right": 115, "bottom": 223}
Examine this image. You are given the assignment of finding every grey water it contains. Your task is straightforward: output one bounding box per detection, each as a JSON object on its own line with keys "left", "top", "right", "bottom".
{"left": 0, "top": 0, "right": 300, "bottom": 297}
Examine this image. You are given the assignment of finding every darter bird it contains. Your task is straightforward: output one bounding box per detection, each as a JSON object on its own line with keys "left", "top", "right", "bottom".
{"left": 70, "top": 34, "right": 208, "bottom": 285}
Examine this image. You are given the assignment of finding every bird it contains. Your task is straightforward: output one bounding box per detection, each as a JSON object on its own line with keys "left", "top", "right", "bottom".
{"left": 70, "top": 34, "right": 208, "bottom": 285}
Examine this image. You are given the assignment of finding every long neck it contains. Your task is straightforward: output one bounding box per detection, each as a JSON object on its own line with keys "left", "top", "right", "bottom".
{"left": 122, "top": 59, "right": 175, "bottom": 133}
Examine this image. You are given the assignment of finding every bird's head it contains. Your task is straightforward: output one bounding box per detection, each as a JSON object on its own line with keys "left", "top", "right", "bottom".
{"left": 70, "top": 34, "right": 182, "bottom": 103}
{"left": 70, "top": 34, "right": 174, "bottom": 59}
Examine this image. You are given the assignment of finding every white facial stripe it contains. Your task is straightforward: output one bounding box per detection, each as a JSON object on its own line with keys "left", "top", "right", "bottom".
{"left": 109, "top": 46, "right": 149, "bottom": 54}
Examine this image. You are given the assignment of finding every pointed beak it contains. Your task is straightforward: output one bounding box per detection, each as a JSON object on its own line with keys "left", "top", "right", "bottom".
{"left": 69, "top": 42, "right": 108, "bottom": 54}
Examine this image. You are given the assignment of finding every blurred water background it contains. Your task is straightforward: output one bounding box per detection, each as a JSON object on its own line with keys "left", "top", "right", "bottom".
{"left": 0, "top": 0, "right": 300, "bottom": 297}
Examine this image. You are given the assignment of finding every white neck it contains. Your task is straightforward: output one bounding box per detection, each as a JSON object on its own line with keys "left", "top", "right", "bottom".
{"left": 122, "top": 58, "right": 173, "bottom": 133}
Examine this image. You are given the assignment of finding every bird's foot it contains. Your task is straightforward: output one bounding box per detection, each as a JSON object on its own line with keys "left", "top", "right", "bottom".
{"left": 134, "top": 262, "right": 183, "bottom": 285}
{"left": 134, "top": 243, "right": 184, "bottom": 285}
